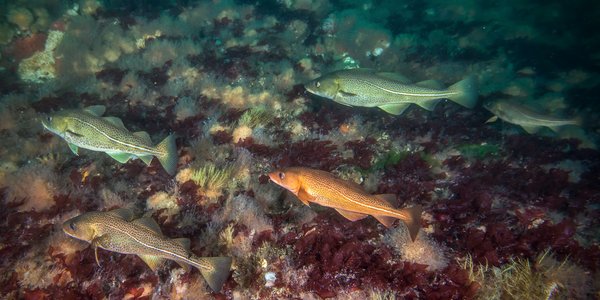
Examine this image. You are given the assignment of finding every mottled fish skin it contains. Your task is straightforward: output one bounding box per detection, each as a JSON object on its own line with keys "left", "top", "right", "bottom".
{"left": 63, "top": 208, "right": 232, "bottom": 292}
{"left": 41, "top": 105, "right": 177, "bottom": 175}
{"left": 305, "top": 68, "right": 477, "bottom": 115}
{"left": 484, "top": 99, "right": 581, "bottom": 133}
{"left": 269, "top": 167, "right": 422, "bottom": 241}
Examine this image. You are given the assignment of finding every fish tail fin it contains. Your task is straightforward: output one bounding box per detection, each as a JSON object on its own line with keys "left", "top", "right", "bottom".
{"left": 191, "top": 256, "right": 232, "bottom": 292}
{"left": 448, "top": 75, "right": 478, "bottom": 109}
{"left": 155, "top": 134, "right": 177, "bottom": 175}
{"left": 402, "top": 205, "right": 423, "bottom": 242}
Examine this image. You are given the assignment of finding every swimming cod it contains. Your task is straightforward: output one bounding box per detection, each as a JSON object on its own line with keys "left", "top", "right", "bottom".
{"left": 41, "top": 105, "right": 178, "bottom": 175}
{"left": 484, "top": 99, "right": 581, "bottom": 134}
{"left": 304, "top": 68, "right": 478, "bottom": 115}
{"left": 63, "top": 208, "right": 232, "bottom": 292}
{"left": 269, "top": 167, "right": 423, "bottom": 241}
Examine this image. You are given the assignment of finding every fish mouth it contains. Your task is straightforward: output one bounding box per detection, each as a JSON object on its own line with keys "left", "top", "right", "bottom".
{"left": 303, "top": 84, "right": 315, "bottom": 95}
{"left": 267, "top": 172, "right": 278, "bottom": 183}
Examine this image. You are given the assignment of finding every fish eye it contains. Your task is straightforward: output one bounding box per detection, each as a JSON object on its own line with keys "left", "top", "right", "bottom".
{"left": 315, "top": 81, "right": 320, "bottom": 88}
{"left": 69, "top": 222, "right": 76, "bottom": 231}
{"left": 278, "top": 172, "right": 285, "bottom": 180}
{"left": 46, "top": 116, "right": 52, "bottom": 122}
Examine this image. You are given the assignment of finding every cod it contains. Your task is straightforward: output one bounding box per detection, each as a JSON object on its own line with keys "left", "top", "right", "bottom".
{"left": 42, "top": 105, "right": 177, "bottom": 175}
{"left": 63, "top": 208, "right": 232, "bottom": 292}
{"left": 305, "top": 68, "right": 477, "bottom": 115}
{"left": 484, "top": 99, "right": 581, "bottom": 134}
{"left": 269, "top": 167, "right": 423, "bottom": 241}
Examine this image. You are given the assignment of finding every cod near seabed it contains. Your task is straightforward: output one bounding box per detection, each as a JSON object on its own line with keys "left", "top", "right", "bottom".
{"left": 304, "top": 68, "right": 478, "bottom": 115}
{"left": 63, "top": 208, "right": 232, "bottom": 292}
{"left": 41, "top": 105, "right": 178, "bottom": 175}
{"left": 484, "top": 99, "right": 581, "bottom": 134}
{"left": 269, "top": 167, "right": 423, "bottom": 241}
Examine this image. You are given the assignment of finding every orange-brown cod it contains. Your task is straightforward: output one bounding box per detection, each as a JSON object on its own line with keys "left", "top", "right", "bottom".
{"left": 269, "top": 167, "right": 423, "bottom": 241}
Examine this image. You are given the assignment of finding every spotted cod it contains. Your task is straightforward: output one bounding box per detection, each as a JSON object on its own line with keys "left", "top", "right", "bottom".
{"left": 63, "top": 208, "right": 232, "bottom": 292}
{"left": 484, "top": 99, "right": 581, "bottom": 134}
{"left": 41, "top": 105, "right": 177, "bottom": 175}
{"left": 305, "top": 68, "right": 478, "bottom": 115}
{"left": 269, "top": 167, "right": 423, "bottom": 241}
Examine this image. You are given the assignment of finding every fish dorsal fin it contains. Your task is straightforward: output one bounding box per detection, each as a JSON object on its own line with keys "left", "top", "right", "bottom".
{"left": 521, "top": 125, "right": 541, "bottom": 134}
{"left": 375, "top": 72, "right": 412, "bottom": 84}
{"left": 84, "top": 105, "right": 106, "bottom": 116}
{"left": 138, "top": 155, "right": 154, "bottom": 166}
{"left": 374, "top": 215, "right": 396, "bottom": 228}
{"left": 485, "top": 116, "right": 498, "bottom": 123}
{"left": 139, "top": 254, "right": 165, "bottom": 271}
{"left": 296, "top": 188, "right": 314, "bottom": 206}
{"left": 374, "top": 194, "right": 397, "bottom": 207}
{"left": 415, "top": 99, "right": 440, "bottom": 111}
{"left": 132, "top": 216, "right": 162, "bottom": 234}
{"left": 103, "top": 116, "right": 126, "bottom": 129}
{"left": 108, "top": 152, "right": 133, "bottom": 163}
{"left": 378, "top": 103, "right": 410, "bottom": 115}
{"left": 133, "top": 131, "right": 153, "bottom": 144}
{"left": 414, "top": 79, "right": 445, "bottom": 89}
{"left": 107, "top": 207, "right": 134, "bottom": 220}
{"left": 173, "top": 237, "right": 191, "bottom": 251}
{"left": 68, "top": 143, "right": 79, "bottom": 155}
{"left": 335, "top": 208, "right": 368, "bottom": 221}
{"left": 340, "top": 178, "right": 364, "bottom": 191}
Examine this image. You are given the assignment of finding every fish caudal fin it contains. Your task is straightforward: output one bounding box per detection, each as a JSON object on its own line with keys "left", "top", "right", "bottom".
{"left": 194, "top": 256, "right": 232, "bottom": 292}
{"left": 155, "top": 134, "right": 177, "bottom": 175}
{"left": 448, "top": 76, "right": 478, "bottom": 109}
{"left": 404, "top": 205, "right": 423, "bottom": 242}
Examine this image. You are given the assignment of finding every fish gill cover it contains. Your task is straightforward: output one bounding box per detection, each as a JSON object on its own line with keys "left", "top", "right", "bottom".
{"left": 0, "top": 0, "right": 599, "bottom": 299}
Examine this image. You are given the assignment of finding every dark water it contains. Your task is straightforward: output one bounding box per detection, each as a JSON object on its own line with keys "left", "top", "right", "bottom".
{"left": 0, "top": 0, "right": 598, "bottom": 299}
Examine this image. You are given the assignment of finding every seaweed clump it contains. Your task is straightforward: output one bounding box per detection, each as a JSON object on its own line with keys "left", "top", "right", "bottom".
{"left": 460, "top": 250, "right": 593, "bottom": 299}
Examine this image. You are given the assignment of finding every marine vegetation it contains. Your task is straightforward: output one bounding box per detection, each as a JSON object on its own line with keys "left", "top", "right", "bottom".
{"left": 0, "top": 0, "right": 598, "bottom": 299}
{"left": 460, "top": 250, "right": 592, "bottom": 299}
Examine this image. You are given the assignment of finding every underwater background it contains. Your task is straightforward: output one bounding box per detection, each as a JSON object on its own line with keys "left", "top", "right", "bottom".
{"left": 1, "top": 0, "right": 599, "bottom": 299}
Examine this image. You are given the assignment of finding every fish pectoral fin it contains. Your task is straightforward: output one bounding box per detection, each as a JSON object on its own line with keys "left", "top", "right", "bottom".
{"left": 133, "top": 131, "right": 153, "bottom": 144}
{"left": 414, "top": 79, "right": 445, "bottom": 89}
{"left": 173, "top": 238, "right": 191, "bottom": 251}
{"left": 67, "top": 143, "right": 79, "bottom": 155}
{"left": 103, "top": 116, "right": 126, "bottom": 129}
{"left": 335, "top": 208, "right": 368, "bottom": 221}
{"left": 338, "top": 90, "right": 357, "bottom": 97}
{"left": 107, "top": 207, "right": 134, "bottom": 221}
{"left": 378, "top": 103, "right": 410, "bottom": 115}
{"left": 84, "top": 105, "right": 106, "bottom": 116}
{"left": 139, "top": 255, "right": 165, "bottom": 272}
{"left": 132, "top": 216, "right": 163, "bottom": 234}
{"left": 485, "top": 116, "right": 498, "bottom": 123}
{"left": 138, "top": 155, "right": 154, "bottom": 166}
{"left": 548, "top": 126, "right": 562, "bottom": 133}
{"left": 296, "top": 188, "right": 314, "bottom": 206}
{"left": 373, "top": 215, "right": 397, "bottom": 228}
{"left": 108, "top": 152, "right": 133, "bottom": 163}
{"left": 415, "top": 99, "right": 440, "bottom": 111}
{"left": 521, "top": 125, "right": 541, "bottom": 134}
